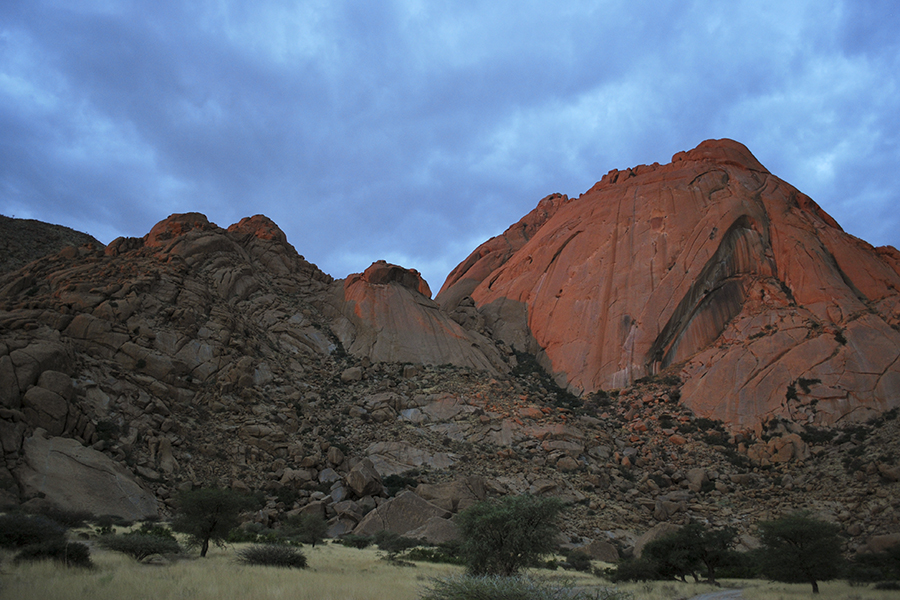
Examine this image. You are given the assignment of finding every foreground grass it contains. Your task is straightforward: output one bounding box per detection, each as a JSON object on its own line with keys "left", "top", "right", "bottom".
{"left": 611, "top": 579, "right": 900, "bottom": 600}
{"left": 2, "top": 544, "right": 896, "bottom": 600}
{"left": 0, "top": 542, "right": 463, "bottom": 600}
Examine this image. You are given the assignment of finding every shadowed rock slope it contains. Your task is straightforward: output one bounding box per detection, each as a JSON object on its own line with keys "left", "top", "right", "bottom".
{"left": 439, "top": 139, "right": 900, "bottom": 431}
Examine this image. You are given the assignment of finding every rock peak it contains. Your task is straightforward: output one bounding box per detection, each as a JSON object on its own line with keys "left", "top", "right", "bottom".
{"left": 673, "top": 138, "right": 769, "bottom": 172}
{"left": 227, "top": 214, "right": 288, "bottom": 244}
{"left": 353, "top": 260, "right": 432, "bottom": 298}
{"left": 144, "top": 212, "right": 216, "bottom": 247}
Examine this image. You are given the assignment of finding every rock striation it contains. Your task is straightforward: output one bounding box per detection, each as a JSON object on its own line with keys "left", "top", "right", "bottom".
{"left": 438, "top": 139, "right": 900, "bottom": 431}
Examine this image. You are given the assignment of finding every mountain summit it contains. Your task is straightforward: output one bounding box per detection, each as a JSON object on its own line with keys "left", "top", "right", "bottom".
{"left": 439, "top": 138, "right": 900, "bottom": 430}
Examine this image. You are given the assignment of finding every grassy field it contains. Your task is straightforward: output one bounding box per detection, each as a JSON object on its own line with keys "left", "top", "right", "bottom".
{"left": 0, "top": 541, "right": 896, "bottom": 600}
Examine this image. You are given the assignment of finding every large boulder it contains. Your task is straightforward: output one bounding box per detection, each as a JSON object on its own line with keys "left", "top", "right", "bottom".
{"left": 353, "top": 490, "right": 451, "bottom": 536}
{"left": 415, "top": 476, "right": 486, "bottom": 512}
{"left": 438, "top": 139, "right": 900, "bottom": 430}
{"left": 14, "top": 429, "right": 158, "bottom": 520}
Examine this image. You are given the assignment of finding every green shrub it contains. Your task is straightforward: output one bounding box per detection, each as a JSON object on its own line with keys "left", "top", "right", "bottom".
{"left": 15, "top": 539, "right": 93, "bottom": 569}
{"left": 0, "top": 514, "right": 67, "bottom": 548}
{"left": 420, "top": 574, "right": 632, "bottom": 600}
{"left": 404, "top": 540, "right": 465, "bottom": 565}
{"left": 607, "top": 557, "right": 661, "bottom": 582}
{"left": 131, "top": 521, "right": 177, "bottom": 540}
{"left": 383, "top": 473, "right": 420, "bottom": 497}
{"left": 236, "top": 544, "right": 307, "bottom": 569}
{"left": 99, "top": 533, "right": 181, "bottom": 560}
{"left": 372, "top": 530, "right": 419, "bottom": 560}
{"left": 340, "top": 534, "right": 373, "bottom": 549}
{"left": 563, "top": 549, "right": 593, "bottom": 572}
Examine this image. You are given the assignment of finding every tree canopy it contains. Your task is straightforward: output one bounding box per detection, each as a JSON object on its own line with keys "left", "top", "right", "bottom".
{"left": 171, "top": 487, "right": 257, "bottom": 557}
{"left": 756, "top": 511, "right": 844, "bottom": 594}
{"left": 456, "top": 494, "right": 564, "bottom": 576}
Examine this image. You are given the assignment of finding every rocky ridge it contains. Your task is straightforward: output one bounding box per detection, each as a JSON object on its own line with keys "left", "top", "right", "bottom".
{"left": 0, "top": 140, "right": 897, "bottom": 559}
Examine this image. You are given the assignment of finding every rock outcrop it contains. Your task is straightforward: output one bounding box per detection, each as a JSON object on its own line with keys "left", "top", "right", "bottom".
{"left": 438, "top": 139, "right": 900, "bottom": 431}
{"left": 15, "top": 429, "right": 158, "bottom": 520}
{"left": 327, "top": 260, "right": 507, "bottom": 371}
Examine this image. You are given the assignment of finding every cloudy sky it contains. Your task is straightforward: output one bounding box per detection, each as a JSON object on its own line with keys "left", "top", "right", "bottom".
{"left": 1, "top": 1, "right": 898, "bottom": 292}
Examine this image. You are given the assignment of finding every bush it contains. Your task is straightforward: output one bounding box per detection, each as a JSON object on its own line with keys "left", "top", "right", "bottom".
{"left": 99, "top": 533, "right": 181, "bottom": 560}
{"left": 374, "top": 530, "right": 419, "bottom": 559}
{"left": 131, "top": 521, "right": 178, "bottom": 541}
{"left": 0, "top": 514, "right": 67, "bottom": 548}
{"left": 563, "top": 549, "right": 593, "bottom": 572}
{"left": 420, "top": 574, "right": 633, "bottom": 600}
{"left": 236, "top": 544, "right": 307, "bottom": 569}
{"left": 340, "top": 534, "right": 373, "bottom": 549}
{"left": 606, "top": 558, "right": 661, "bottom": 582}
{"left": 456, "top": 495, "right": 565, "bottom": 576}
{"left": 405, "top": 544, "right": 466, "bottom": 566}
{"left": 15, "top": 539, "right": 93, "bottom": 569}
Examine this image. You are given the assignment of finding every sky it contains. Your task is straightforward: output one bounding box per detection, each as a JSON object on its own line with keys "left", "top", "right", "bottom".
{"left": 1, "top": 1, "right": 899, "bottom": 294}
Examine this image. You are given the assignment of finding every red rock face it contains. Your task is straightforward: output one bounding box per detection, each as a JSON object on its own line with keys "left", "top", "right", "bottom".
{"left": 438, "top": 139, "right": 900, "bottom": 430}
{"left": 329, "top": 261, "right": 505, "bottom": 371}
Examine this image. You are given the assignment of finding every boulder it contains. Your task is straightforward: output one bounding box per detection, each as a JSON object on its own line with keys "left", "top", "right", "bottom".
{"left": 415, "top": 476, "right": 486, "bottom": 512}
{"left": 404, "top": 516, "right": 460, "bottom": 544}
{"left": 862, "top": 533, "right": 900, "bottom": 554}
{"left": 353, "top": 490, "right": 451, "bottom": 536}
{"left": 14, "top": 429, "right": 158, "bottom": 520}
{"left": 586, "top": 539, "right": 620, "bottom": 563}
{"left": 346, "top": 458, "right": 383, "bottom": 497}
{"left": 21, "top": 386, "right": 69, "bottom": 436}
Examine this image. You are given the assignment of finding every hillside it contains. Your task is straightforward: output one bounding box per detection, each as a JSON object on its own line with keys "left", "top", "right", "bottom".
{"left": 0, "top": 141, "right": 898, "bottom": 559}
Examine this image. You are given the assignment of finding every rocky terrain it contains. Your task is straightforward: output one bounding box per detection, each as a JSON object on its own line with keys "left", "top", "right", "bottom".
{"left": 0, "top": 140, "right": 898, "bottom": 560}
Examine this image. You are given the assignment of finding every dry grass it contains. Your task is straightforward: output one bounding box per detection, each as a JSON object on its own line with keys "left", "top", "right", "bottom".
{"left": 0, "top": 542, "right": 463, "bottom": 600}
{"left": 2, "top": 544, "right": 897, "bottom": 600}
{"left": 609, "top": 579, "right": 900, "bottom": 600}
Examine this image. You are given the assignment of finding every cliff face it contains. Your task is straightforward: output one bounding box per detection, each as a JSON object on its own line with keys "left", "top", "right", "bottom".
{"left": 438, "top": 139, "right": 900, "bottom": 430}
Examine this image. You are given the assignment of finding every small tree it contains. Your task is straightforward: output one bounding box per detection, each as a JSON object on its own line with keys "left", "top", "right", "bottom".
{"left": 171, "top": 488, "right": 256, "bottom": 557}
{"left": 756, "top": 511, "right": 843, "bottom": 594}
{"left": 293, "top": 513, "right": 328, "bottom": 547}
{"left": 456, "top": 494, "right": 564, "bottom": 576}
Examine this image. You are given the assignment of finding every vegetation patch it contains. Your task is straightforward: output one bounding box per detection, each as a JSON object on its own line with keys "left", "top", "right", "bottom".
{"left": 235, "top": 544, "right": 308, "bottom": 569}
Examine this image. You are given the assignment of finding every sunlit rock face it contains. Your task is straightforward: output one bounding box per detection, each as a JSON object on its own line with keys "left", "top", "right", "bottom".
{"left": 438, "top": 139, "right": 900, "bottom": 430}
{"left": 329, "top": 261, "right": 506, "bottom": 372}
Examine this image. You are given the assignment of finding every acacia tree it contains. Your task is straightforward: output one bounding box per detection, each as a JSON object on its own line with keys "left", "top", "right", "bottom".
{"left": 171, "top": 487, "right": 256, "bottom": 557}
{"left": 456, "top": 494, "right": 564, "bottom": 576}
{"left": 642, "top": 522, "right": 737, "bottom": 585}
{"left": 756, "top": 511, "right": 843, "bottom": 594}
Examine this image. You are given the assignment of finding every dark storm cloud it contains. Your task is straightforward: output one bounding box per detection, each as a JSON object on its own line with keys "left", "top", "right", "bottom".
{"left": 2, "top": 1, "right": 899, "bottom": 290}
